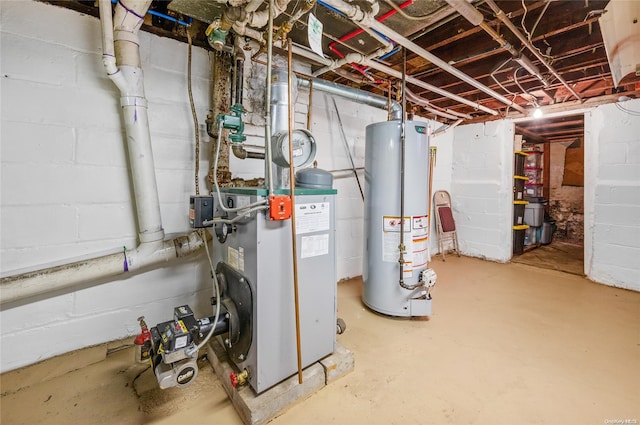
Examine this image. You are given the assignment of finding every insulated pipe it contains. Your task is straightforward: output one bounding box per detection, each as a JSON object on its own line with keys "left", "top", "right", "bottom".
{"left": 367, "top": 19, "right": 528, "bottom": 114}
{"left": 363, "top": 58, "right": 498, "bottom": 115}
{"left": 405, "top": 89, "right": 471, "bottom": 120}
{"left": 274, "top": 0, "right": 315, "bottom": 41}
{"left": 298, "top": 77, "right": 402, "bottom": 120}
{"left": 248, "top": 0, "right": 291, "bottom": 28}
{"left": 312, "top": 45, "right": 393, "bottom": 77}
{"left": 325, "top": 0, "right": 411, "bottom": 79}
{"left": 288, "top": 43, "right": 332, "bottom": 65}
{"left": 484, "top": 0, "right": 582, "bottom": 101}
{"left": 320, "top": 0, "right": 525, "bottom": 113}
{"left": 0, "top": 232, "right": 205, "bottom": 305}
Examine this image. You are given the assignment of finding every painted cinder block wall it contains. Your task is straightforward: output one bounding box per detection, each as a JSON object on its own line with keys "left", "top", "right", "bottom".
{"left": 450, "top": 120, "right": 515, "bottom": 262}
{"left": 584, "top": 99, "right": 640, "bottom": 291}
{"left": 1, "top": 1, "right": 215, "bottom": 373}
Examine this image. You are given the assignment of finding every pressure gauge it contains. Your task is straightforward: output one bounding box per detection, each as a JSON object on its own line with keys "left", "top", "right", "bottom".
{"left": 271, "top": 129, "right": 317, "bottom": 168}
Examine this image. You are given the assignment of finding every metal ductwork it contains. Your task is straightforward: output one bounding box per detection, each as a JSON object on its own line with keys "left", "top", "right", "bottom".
{"left": 298, "top": 77, "right": 402, "bottom": 120}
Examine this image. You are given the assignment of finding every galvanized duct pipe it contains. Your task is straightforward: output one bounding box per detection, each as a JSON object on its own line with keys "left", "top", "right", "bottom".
{"left": 0, "top": 0, "right": 206, "bottom": 305}
{"left": 320, "top": 0, "right": 527, "bottom": 114}
{"left": 298, "top": 77, "right": 402, "bottom": 120}
{"left": 483, "top": 0, "right": 582, "bottom": 101}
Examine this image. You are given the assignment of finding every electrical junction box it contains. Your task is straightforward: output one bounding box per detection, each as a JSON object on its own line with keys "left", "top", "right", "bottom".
{"left": 269, "top": 195, "right": 292, "bottom": 220}
{"left": 190, "top": 195, "right": 214, "bottom": 228}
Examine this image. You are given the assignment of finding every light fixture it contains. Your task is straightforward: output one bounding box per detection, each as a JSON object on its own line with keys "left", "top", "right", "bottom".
{"left": 533, "top": 107, "right": 543, "bottom": 118}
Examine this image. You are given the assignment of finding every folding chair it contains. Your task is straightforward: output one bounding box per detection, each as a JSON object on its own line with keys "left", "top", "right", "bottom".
{"left": 433, "top": 190, "right": 460, "bottom": 261}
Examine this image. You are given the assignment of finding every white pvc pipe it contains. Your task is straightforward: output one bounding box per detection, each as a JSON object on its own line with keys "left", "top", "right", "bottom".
{"left": 321, "top": 0, "right": 527, "bottom": 114}
{"left": 0, "top": 0, "right": 206, "bottom": 306}
{"left": 100, "top": 0, "right": 164, "bottom": 243}
{"left": 248, "top": 0, "right": 292, "bottom": 28}
{"left": 367, "top": 19, "right": 528, "bottom": 114}
{"left": 0, "top": 233, "right": 205, "bottom": 305}
{"left": 289, "top": 43, "right": 333, "bottom": 66}
{"left": 363, "top": 58, "right": 499, "bottom": 115}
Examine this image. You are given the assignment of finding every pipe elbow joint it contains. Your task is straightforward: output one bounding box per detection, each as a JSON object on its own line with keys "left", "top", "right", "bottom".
{"left": 232, "top": 144, "right": 248, "bottom": 159}
{"left": 389, "top": 101, "right": 402, "bottom": 121}
{"left": 345, "top": 52, "right": 365, "bottom": 64}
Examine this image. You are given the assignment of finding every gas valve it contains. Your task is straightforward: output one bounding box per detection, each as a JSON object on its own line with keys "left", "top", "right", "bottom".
{"left": 420, "top": 268, "right": 437, "bottom": 288}
{"left": 134, "top": 316, "right": 152, "bottom": 364}
{"left": 230, "top": 369, "right": 249, "bottom": 388}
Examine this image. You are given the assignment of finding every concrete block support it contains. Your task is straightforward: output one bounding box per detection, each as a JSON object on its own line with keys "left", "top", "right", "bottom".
{"left": 208, "top": 339, "right": 354, "bottom": 425}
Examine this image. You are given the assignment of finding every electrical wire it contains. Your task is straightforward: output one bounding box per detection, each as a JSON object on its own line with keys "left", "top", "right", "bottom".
{"left": 213, "top": 123, "right": 267, "bottom": 213}
{"left": 490, "top": 57, "right": 518, "bottom": 96}
{"left": 187, "top": 28, "right": 200, "bottom": 196}
{"left": 520, "top": 0, "right": 554, "bottom": 62}
{"left": 530, "top": 0, "right": 550, "bottom": 38}
{"left": 185, "top": 230, "right": 221, "bottom": 356}
{"left": 202, "top": 204, "right": 268, "bottom": 226}
{"left": 615, "top": 103, "right": 640, "bottom": 116}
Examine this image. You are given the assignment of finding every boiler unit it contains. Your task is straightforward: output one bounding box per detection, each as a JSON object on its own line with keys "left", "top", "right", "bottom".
{"left": 363, "top": 120, "right": 436, "bottom": 317}
{"left": 207, "top": 187, "right": 337, "bottom": 393}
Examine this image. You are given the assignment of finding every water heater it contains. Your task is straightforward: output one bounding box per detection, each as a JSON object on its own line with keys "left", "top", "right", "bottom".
{"left": 363, "top": 120, "right": 433, "bottom": 317}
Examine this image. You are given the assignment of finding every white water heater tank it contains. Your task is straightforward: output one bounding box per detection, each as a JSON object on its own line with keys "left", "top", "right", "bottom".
{"left": 363, "top": 120, "right": 432, "bottom": 317}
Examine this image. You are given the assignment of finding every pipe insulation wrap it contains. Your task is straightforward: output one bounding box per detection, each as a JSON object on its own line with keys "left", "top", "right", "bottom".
{"left": 444, "top": 0, "right": 484, "bottom": 26}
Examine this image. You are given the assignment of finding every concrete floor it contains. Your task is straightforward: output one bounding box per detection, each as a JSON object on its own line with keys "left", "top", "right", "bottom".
{"left": 2, "top": 256, "right": 639, "bottom": 424}
{"left": 512, "top": 240, "right": 584, "bottom": 276}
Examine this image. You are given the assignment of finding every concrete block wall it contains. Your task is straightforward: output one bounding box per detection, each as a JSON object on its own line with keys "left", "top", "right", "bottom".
{"left": 428, "top": 125, "right": 455, "bottom": 256}
{"left": 450, "top": 120, "right": 515, "bottom": 262}
{"left": 584, "top": 99, "right": 640, "bottom": 291}
{"left": 1, "top": 1, "right": 214, "bottom": 372}
{"left": 310, "top": 93, "right": 386, "bottom": 280}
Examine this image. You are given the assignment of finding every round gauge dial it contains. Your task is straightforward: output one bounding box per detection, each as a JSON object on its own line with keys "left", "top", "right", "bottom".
{"left": 271, "top": 129, "right": 317, "bottom": 168}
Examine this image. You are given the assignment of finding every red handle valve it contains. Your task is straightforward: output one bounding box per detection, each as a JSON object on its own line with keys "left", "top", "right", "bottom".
{"left": 230, "top": 369, "right": 248, "bottom": 388}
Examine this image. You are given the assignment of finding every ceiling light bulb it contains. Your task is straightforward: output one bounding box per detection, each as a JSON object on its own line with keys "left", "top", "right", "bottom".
{"left": 533, "top": 107, "right": 543, "bottom": 118}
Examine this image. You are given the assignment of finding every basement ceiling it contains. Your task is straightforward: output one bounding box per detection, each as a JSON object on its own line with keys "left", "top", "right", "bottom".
{"left": 54, "top": 0, "right": 640, "bottom": 141}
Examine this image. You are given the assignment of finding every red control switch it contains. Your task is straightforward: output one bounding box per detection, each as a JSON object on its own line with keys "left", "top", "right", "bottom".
{"left": 269, "top": 195, "right": 292, "bottom": 221}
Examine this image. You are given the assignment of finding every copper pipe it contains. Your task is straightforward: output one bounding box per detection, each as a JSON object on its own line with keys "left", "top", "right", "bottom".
{"left": 307, "top": 79, "right": 313, "bottom": 131}
{"left": 426, "top": 146, "right": 437, "bottom": 266}
{"left": 287, "top": 37, "right": 303, "bottom": 385}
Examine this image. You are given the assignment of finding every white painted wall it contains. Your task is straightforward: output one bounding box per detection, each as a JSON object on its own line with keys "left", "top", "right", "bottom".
{"left": 428, "top": 125, "right": 455, "bottom": 256}
{"left": 310, "top": 93, "right": 386, "bottom": 280}
{"left": 584, "top": 99, "right": 640, "bottom": 291}
{"left": 450, "top": 120, "right": 515, "bottom": 262}
{"left": 1, "top": 1, "right": 214, "bottom": 372}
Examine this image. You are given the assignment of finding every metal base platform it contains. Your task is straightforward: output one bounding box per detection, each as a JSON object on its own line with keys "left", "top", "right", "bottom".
{"left": 207, "top": 339, "right": 354, "bottom": 425}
